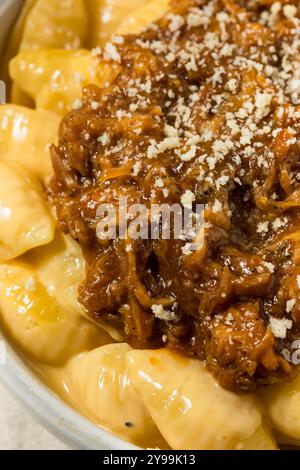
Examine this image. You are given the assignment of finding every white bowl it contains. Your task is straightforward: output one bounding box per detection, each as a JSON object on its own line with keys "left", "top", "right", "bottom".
{"left": 0, "top": 0, "right": 136, "bottom": 451}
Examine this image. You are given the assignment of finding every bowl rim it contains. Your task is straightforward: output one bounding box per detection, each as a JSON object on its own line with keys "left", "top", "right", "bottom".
{"left": 0, "top": 0, "right": 138, "bottom": 451}
{"left": 0, "top": 334, "right": 139, "bottom": 450}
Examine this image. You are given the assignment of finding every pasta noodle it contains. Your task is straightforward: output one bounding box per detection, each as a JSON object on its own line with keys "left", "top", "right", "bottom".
{"left": 10, "top": 49, "right": 116, "bottom": 115}
{"left": 1, "top": 0, "right": 88, "bottom": 107}
{"left": 260, "top": 374, "right": 300, "bottom": 446}
{"left": 117, "top": 0, "right": 170, "bottom": 35}
{"left": 19, "top": 0, "right": 87, "bottom": 52}
{"left": 26, "top": 231, "right": 124, "bottom": 342}
{"left": 66, "top": 343, "right": 167, "bottom": 448}
{"left": 126, "top": 349, "right": 264, "bottom": 450}
{"left": 84, "top": 0, "right": 154, "bottom": 47}
{"left": 12, "top": 0, "right": 87, "bottom": 106}
{"left": 0, "top": 105, "right": 60, "bottom": 183}
{"left": 1, "top": 0, "right": 300, "bottom": 451}
{"left": 25, "top": 232, "right": 87, "bottom": 314}
{"left": 235, "top": 425, "right": 277, "bottom": 451}
{"left": 0, "top": 161, "right": 55, "bottom": 261}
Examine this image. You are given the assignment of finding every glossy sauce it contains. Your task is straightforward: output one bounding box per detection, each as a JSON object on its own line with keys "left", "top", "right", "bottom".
{"left": 51, "top": 0, "right": 300, "bottom": 392}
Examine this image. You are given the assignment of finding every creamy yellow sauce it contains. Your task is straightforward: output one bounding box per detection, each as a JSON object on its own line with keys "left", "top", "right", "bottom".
{"left": 24, "top": 345, "right": 278, "bottom": 450}
{"left": 1, "top": 0, "right": 300, "bottom": 451}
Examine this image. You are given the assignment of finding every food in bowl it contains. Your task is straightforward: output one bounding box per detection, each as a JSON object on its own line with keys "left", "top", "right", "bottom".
{"left": 1, "top": 0, "right": 300, "bottom": 450}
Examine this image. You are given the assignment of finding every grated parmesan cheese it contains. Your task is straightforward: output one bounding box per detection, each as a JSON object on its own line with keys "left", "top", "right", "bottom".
{"left": 269, "top": 317, "right": 293, "bottom": 339}
{"left": 180, "top": 145, "right": 197, "bottom": 162}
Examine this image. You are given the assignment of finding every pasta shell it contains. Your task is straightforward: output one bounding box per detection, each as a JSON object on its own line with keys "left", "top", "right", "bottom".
{"left": 85, "top": 0, "right": 151, "bottom": 46}
{"left": 20, "top": 0, "right": 87, "bottom": 51}
{"left": 117, "top": 0, "right": 170, "bottom": 35}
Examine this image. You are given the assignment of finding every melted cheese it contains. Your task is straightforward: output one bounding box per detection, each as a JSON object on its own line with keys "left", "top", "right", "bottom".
{"left": 236, "top": 426, "right": 277, "bottom": 450}
{"left": 8, "top": 0, "right": 169, "bottom": 113}
{"left": 25, "top": 232, "right": 87, "bottom": 314}
{"left": 4, "top": 0, "right": 88, "bottom": 107}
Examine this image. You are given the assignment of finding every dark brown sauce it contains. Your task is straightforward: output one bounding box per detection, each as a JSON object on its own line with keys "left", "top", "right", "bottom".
{"left": 49, "top": 0, "right": 300, "bottom": 392}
